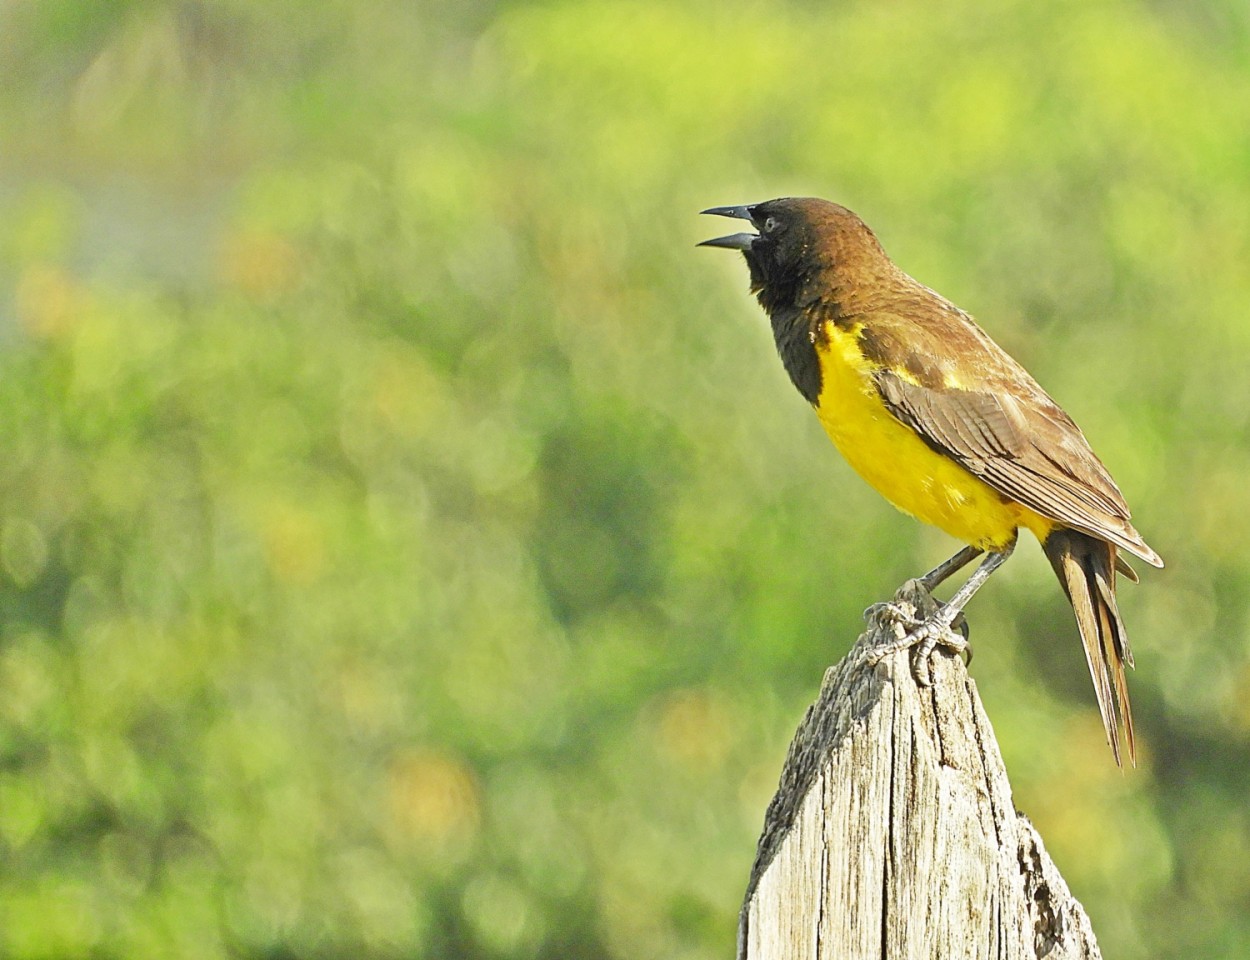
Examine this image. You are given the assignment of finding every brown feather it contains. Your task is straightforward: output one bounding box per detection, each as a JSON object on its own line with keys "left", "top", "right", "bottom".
{"left": 1043, "top": 529, "right": 1136, "bottom": 766}
{"left": 872, "top": 368, "right": 1162, "bottom": 568}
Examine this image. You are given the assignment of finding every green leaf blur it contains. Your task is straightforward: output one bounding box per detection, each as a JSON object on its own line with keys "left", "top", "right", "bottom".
{"left": 1, "top": 0, "right": 1247, "bottom": 957}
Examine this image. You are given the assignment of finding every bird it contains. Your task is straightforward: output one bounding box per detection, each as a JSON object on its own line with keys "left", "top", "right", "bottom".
{"left": 700, "top": 197, "right": 1162, "bottom": 765}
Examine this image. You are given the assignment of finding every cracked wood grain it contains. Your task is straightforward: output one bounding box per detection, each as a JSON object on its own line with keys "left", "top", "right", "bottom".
{"left": 738, "top": 580, "right": 1102, "bottom": 960}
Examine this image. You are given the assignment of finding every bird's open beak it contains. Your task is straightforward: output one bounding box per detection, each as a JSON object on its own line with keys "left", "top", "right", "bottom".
{"left": 698, "top": 205, "right": 757, "bottom": 250}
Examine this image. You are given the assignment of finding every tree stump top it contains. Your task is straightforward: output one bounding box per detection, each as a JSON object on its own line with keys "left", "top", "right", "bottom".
{"left": 738, "top": 580, "right": 1102, "bottom": 960}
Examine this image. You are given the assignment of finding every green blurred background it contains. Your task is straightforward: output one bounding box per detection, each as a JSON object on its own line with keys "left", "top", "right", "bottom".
{"left": 1, "top": 0, "right": 1248, "bottom": 956}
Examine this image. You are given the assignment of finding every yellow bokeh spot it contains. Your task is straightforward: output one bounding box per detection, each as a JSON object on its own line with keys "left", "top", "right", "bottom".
{"left": 371, "top": 347, "right": 449, "bottom": 439}
{"left": 220, "top": 230, "right": 301, "bottom": 300}
{"left": 15, "top": 265, "right": 88, "bottom": 340}
{"left": 386, "top": 748, "right": 480, "bottom": 849}
{"left": 653, "top": 687, "right": 735, "bottom": 774}
{"left": 258, "top": 502, "right": 326, "bottom": 585}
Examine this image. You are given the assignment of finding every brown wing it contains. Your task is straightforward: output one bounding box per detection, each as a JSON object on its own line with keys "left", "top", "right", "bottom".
{"left": 859, "top": 304, "right": 1162, "bottom": 568}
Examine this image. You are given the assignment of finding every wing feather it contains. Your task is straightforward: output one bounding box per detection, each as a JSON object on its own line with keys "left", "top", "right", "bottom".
{"left": 874, "top": 369, "right": 1162, "bottom": 567}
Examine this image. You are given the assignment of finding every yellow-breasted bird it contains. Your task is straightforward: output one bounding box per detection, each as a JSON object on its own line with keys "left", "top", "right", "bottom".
{"left": 700, "top": 197, "right": 1162, "bottom": 765}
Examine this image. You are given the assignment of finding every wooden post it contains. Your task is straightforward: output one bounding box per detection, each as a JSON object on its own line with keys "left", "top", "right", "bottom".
{"left": 738, "top": 580, "right": 1103, "bottom": 960}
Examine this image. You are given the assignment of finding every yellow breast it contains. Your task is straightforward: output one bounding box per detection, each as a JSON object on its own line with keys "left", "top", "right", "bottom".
{"left": 812, "top": 323, "right": 1052, "bottom": 550}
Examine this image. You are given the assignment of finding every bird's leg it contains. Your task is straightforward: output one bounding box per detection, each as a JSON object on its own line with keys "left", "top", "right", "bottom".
{"left": 918, "top": 545, "right": 983, "bottom": 592}
{"left": 863, "top": 545, "right": 982, "bottom": 626}
{"left": 911, "top": 539, "right": 1014, "bottom": 653}
{"left": 870, "top": 536, "right": 1016, "bottom": 684}
{"left": 922, "top": 544, "right": 984, "bottom": 640}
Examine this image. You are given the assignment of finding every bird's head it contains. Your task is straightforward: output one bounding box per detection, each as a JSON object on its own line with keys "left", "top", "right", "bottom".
{"left": 699, "top": 197, "right": 888, "bottom": 313}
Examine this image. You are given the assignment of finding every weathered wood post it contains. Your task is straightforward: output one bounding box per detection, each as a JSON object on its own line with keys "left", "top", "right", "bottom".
{"left": 738, "top": 579, "right": 1102, "bottom": 960}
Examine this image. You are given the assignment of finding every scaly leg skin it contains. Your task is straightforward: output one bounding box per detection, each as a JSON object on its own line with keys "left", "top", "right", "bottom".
{"left": 918, "top": 545, "right": 982, "bottom": 593}
{"left": 865, "top": 545, "right": 980, "bottom": 635}
{"left": 868, "top": 599, "right": 970, "bottom": 687}
{"left": 868, "top": 539, "right": 1014, "bottom": 686}
{"left": 864, "top": 544, "right": 981, "bottom": 640}
{"left": 863, "top": 545, "right": 981, "bottom": 635}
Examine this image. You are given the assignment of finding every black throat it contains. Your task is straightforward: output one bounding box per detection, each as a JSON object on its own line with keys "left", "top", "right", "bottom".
{"left": 745, "top": 246, "right": 824, "bottom": 405}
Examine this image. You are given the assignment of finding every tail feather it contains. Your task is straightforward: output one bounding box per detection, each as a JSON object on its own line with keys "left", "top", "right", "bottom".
{"left": 1043, "top": 528, "right": 1137, "bottom": 766}
{"left": 1114, "top": 553, "right": 1139, "bottom": 584}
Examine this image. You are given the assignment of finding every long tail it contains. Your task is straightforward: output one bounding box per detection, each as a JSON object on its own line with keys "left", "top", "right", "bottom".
{"left": 1042, "top": 528, "right": 1136, "bottom": 766}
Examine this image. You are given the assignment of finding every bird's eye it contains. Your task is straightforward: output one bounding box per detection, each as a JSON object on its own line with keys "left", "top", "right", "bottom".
{"left": 763, "top": 216, "right": 779, "bottom": 233}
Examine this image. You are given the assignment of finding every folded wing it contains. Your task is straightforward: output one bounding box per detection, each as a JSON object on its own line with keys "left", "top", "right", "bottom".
{"left": 872, "top": 360, "right": 1162, "bottom": 569}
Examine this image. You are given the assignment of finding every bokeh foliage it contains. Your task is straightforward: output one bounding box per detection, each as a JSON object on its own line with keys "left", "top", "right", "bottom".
{"left": 1, "top": 0, "right": 1249, "bottom": 957}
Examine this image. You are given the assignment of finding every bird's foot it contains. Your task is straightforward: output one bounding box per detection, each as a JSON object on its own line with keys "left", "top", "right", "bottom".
{"left": 862, "top": 599, "right": 920, "bottom": 625}
{"left": 866, "top": 595, "right": 971, "bottom": 686}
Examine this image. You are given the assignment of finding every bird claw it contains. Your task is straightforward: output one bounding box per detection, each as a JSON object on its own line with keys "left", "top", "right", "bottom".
{"left": 863, "top": 600, "right": 922, "bottom": 628}
{"left": 866, "top": 601, "right": 971, "bottom": 686}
